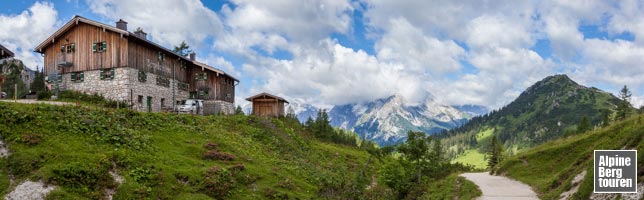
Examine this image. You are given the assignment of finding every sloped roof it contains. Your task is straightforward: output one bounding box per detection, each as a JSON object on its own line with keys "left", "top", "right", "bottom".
{"left": 0, "top": 44, "right": 14, "bottom": 59}
{"left": 193, "top": 61, "right": 239, "bottom": 82}
{"left": 246, "top": 92, "right": 289, "bottom": 104}
{"left": 33, "top": 15, "right": 238, "bottom": 83}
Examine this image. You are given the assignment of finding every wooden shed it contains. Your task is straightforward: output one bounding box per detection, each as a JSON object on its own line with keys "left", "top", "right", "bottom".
{"left": 246, "top": 93, "right": 289, "bottom": 117}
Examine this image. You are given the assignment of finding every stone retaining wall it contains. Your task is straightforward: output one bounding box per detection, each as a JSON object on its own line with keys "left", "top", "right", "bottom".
{"left": 61, "top": 67, "right": 190, "bottom": 112}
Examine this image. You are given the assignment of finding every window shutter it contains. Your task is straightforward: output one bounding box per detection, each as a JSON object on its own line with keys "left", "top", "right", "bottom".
{"left": 102, "top": 42, "right": 107, "bottom": 51}
{"left": 92, "top": 43, "right": 97, "bottom": 52}
{"left": 71, "top": 73, "right": 76, "bottom": 81}
{"left": 61, "top": 45, "right": 65, "bottom": 53}
{"left": 57, "top": 74, "right": 62, "bottom": 82}
{"left": 79, "top": 72, "right": 84, "bottom": 82}
{"left": 110, "top": 68, "right": 115, "bottom": 79}
{"left": 70, "top": 43, "right": 76, "bottom": 52}
{"left": 100, "top": 69, "right": 105, "bottom": 80}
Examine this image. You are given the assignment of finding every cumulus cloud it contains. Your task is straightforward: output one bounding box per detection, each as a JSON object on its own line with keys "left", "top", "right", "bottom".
{"left": 73, "top": 0, "right": 644, "bottom": 108}
{"left": 0, "top": 2, "right": 59, "bottom": 70}
{"left": 375, "top": 18, "right": 465, "bottom": 74}
{"left": 86, "top": 0, "right": 223, "bottom": 48}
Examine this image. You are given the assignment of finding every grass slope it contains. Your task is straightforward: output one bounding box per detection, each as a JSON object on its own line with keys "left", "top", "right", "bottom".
{"left": 494, "top": 114, "right": 644, "bottom": 199}
{"left": 0, "top": 102, "right": 381, "bottom": 199}
{"left": 440, "top": 75, "right": 625, "bottom": 166}
{"left": 452, "top": 150, "right": 487, "bottom": 169}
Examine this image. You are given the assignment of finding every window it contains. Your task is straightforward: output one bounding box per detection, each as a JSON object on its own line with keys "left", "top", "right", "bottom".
{"left": 194, "top": 72, "right": 207, "bottom": 80}
{"left": 156, "top": 76, "right": 170, "bottom": 87}
{"left": 177, "top": 82, "right": 189, "bottom": 91}
{"left": 198, "top": 90, "right": 208, "bottom": 97}
{"left": 137, "top": 95, "right": 143, "bottom": 106}
{"left": 60, "top": 43, "right": 76, "bottom": 53}
{"left": 70, "top": 72, "right": 84, "bottom": 82}
{"left": 158, "top": 52, "right": 165, "bottom": 61}
{"left": 100, "top": 68, "right": 115, "bottom": 80}
{"left": 138, "top": 71, "right": 147, "bottom": 82}
{"left": 92, "top": 41, "right": 107, "bottom": 52}
{"left": 161, "top": 98, "right": 165, "bottom": 108}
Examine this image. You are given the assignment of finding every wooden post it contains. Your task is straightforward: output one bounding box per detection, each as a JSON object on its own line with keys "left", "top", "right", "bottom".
{"left": 14, "top": 83, "right": 17, "bottom": 102}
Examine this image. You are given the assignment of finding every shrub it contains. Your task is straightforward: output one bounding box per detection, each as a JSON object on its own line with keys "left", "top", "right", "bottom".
{"left": 200, "top": 165, "right": 255, "bottom": 199}
{"left": 7, "top": 151, "right": 45, "bottom": 178}
{"left": 263, "top": 188, "right": 289, "bottom": 199}
{"left": 201, "top": 166, "right": 236, "bottom": 199}
{"left": 203, "top": 150, "right": 235, "bottom": 161}
{"left": 21, "top": 133, "right": 41, "bottom": 145}
{"left": 204, "top": 142, "right": 219, "bottom": 150}
{"left": 49, "top": 161, "right": 113, "bottom": 191}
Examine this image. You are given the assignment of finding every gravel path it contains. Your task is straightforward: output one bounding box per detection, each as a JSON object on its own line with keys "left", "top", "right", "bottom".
{"left": 461, "top": 172, "right": 539, "bottom": 200}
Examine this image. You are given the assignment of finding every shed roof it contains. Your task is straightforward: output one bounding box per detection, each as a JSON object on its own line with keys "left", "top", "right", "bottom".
{"left": 246, "top": 93, "right": 289, "bottom": 104}
{"left": 0, "top": 44, "right": 14, "bottom": 59}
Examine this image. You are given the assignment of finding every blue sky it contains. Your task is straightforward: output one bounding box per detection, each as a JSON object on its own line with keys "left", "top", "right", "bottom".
{"left": 1, "top": 0, "right": 643, "bottom": 108}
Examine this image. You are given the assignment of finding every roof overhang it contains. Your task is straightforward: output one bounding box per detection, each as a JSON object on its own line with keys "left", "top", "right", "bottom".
{"left": 34, "top": 15, "right": 129, "bottom": 53}
{"left": 0, "top": 44, "right": 14, "bottom": 59}
{"left": 194, "top": 61, "right": 239, "bottom": 82}
{"left": 246, "top": 93, "right": 289, "bottom": 104}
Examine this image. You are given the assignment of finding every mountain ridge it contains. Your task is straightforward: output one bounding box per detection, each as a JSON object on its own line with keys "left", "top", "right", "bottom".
{"left": 440, "top": 74, "right": 626, "bottom": 165}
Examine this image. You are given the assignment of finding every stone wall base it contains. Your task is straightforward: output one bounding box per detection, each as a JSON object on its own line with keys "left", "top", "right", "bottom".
{"left": 204, "top": 100, "right": 235, "bottom": 115}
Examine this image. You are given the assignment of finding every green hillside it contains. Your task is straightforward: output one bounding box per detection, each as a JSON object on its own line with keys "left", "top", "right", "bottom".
{"left": 440, "top": 74, "right": 627, "bottom": 167}
{"left": 493, "top": 113, "right": 644, "bottom": 199}
{"left": 0, "top": 102, "right": 384, "bottom": 199}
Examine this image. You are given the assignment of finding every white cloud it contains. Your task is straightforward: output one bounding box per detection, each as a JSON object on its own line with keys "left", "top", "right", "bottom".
{"left": 375, "top": 18, "right": 465, "bottom": 74}
{"left": 79, "top": 0, "right": 644, "bottom": 109}
{"left": 0, "top": 2, "right": 59, "bottom": 70}
{"left": 609, "top": 0, "right": 644, "bottom": 45}
{"left": 86, "top": 0, "right": 223, "bottom": 48}
{"left": 223, "top": 0, "right": 354, "bottom": 44}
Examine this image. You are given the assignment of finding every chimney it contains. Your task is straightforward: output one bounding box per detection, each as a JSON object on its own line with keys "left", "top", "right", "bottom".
{"left": 116, "top": 19, "right": 127, "bottom": 31}
{"left": 189, "top": 52, "right": 196, "bottom": 61}
{"left": 134, "top": 27, "right": 147, "bottom": 40}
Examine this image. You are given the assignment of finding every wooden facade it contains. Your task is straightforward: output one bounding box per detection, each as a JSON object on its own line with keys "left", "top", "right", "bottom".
{"left": 0, "top": 44, "right": 14, "bottom": 59}
{"left": 34, "top": 16, "right": 238, "bottom": 104}
{"left": 246, "top": 93, "right": 289, "bottom": 117}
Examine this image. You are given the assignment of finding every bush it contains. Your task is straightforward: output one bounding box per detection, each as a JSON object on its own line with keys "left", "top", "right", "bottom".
{"left": 203, "top": 150, "right": 235, "bottom": 161}
{"left": 21, "top": 133, "right": 41, "bottom": 145}
{"left": 7, "top": 151, "right": 45, "bottom": 178}
{"left": 57, "top": 90, "right": 126, "bottom": 108}
{"left": 49, "top": 161, "right": 113, "bottom": 193}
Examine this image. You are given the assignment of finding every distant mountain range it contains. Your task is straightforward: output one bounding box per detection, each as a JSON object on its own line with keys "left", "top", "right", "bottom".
{"left": 286, "top": 95, "right": 488, "bottom": 146}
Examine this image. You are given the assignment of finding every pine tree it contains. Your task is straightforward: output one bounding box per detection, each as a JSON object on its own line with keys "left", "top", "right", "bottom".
{"left": 173, "top": 41, "right": 192, "bottom": 57}
{"left": 616, "top": 85, "right": 632, "bottom": 120}
{"left": 601, "top": 110, "right": 611, "bottom": 127}
{"left": 486, "top": 136, "right": 503, "bottom": 169}
{"left": 234, "top": 105, "right": 244, "bottom": 115}
{"left": 30, "top": 66, "right": 46, "bottom": 98}
{"left": 304, "top": 116, "right": 314, "bottom": 132}
{"left": 286, "top": 106, "right": 297, "bottom": 120}
{"left": 577, "top": 116, "right": 590, "bottom": 133}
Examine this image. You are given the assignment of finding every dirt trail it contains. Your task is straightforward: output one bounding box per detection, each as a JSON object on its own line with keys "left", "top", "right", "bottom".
{"left": 461, "top": 172, "right": 539, "bottom": 200}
